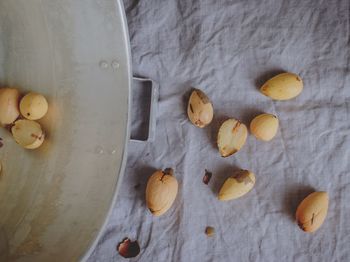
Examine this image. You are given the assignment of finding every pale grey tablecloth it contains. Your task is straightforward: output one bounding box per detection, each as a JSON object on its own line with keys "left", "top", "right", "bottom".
{"left": 89, "top": 0, "right": 350, "bottom": 261}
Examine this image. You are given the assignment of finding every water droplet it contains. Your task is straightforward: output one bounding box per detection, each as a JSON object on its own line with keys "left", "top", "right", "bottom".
{"left": 94, "top": 146, "right": 104, "bottom": 154}
{"left": 99, "top": 61, "right": 109, "bottom": 69}
{"left": 111, "top": 60, "right": 120, "bottom": 69}
{"left": 111, "top": 149, "right": 117, "bottom": 155}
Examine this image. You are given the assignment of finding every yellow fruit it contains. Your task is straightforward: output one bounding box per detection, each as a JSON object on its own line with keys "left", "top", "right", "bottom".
{"left": 296, "top": 191, "right": 329, "bottom": 233}
{"left": 0, "top": 88, "right": 20, "bottom": 125}
{"left": 260, "top": 72, "right": 303, "bottom": 100}
{"left": 145, "top": 168, "right": 178, "bottom": 216}
{"left": 250, "top": 113, "right": 279, "bottom": 141}
{"left": 20, "top": 92, "right": 48, "bottom": 120}
{"left": 218, "top": 170, "right": 255, "bottom": 201}
{"left": 11, "top": 119, "right": 45, "bottom": 149}
{"left": 217, "top": 119, "right": 247, "bottom": 157}
{"left": 187, "top": 89, "right": 214, "bottom": 128}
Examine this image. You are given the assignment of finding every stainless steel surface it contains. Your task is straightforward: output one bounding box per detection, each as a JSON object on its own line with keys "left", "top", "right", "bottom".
{"left": 130, "top": 77, "right": 158, "bottom": 143}
{"left": 0, "top": 0, "right": 131, "bottom": 261}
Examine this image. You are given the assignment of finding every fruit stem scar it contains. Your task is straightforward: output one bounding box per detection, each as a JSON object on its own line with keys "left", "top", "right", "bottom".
{"left": 160, "top": 168, "right": 173, "bottom": 182}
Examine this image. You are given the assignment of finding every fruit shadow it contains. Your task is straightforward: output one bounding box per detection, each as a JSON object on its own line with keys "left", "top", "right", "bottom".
{"left": 132, "top": 165, "right": 158, "bottom": 206}
{"left": 254, "top": 69, "right": 286, "bottom": 91}
{"left": 239, "top": 108, "right": 266, "bottom": 127}
{"left": 211, "top": 164, "right": 241, "bottom": 196}
{"left": 282, "top": 184, "right": 315, "bottom": 221}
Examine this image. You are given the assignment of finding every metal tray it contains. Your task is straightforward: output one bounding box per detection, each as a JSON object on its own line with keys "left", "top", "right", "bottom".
{"left": 0, "top": 0, "right": 131, "bottom": 261}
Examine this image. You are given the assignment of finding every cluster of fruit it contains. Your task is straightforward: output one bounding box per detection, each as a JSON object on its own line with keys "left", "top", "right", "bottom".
{"left": 144, "top": 72, "right": 328, "bottom": 233}
{"left": 0, "top": 88, "right": 48, "bottom": 149}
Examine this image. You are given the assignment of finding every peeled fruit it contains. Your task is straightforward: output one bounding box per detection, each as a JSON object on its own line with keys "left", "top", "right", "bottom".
{"left": 187, "top": 89, "right": 213, "bottom": 128}
{"left": 145, "top": 168, "right": 178, "bottom": 216}
{"left": 20, "top": 92, "right": 48, "bottom": 120}
{"left": 218, "top": 170, "right": 255, "bottom": 201}
{"left": 11, "top": 119, "right": 45, "bottom": 149}
{"left": 296, "top": 191, "right": 329, "bottom": 233}
{"left": 250, "top": 113, "right": 279, "bottom": 141}
{"left": 260, "top": 72, "right": 303, "bottom": 100}
{"left": 0, "top": 88, "right": 20, "bottom": 125}
{"left": 217, "top": 119, "right": 248, "bottom": 157}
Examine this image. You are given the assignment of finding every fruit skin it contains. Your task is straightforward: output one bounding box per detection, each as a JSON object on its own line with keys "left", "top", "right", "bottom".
{"left": 20, "top": 92, "right": 49, "bottom": 120}
{"left": 296, "top": 191, "right": 329, "bottom": 233}
{"left": 217, "top": 119, "right": 248, "bottom": 157}
{"left": 145, "top": 168, "right": 178, "bottom": 216}
{"left": 11, "top": 119, "right": 45, "bottom": 149}
{"left": 218, "top": 169, "right": 255, "bottom": 201}
{"left": 250, "top": 113, "right": 279, "bottom": 141}
{"left": 187, "top": 89, "right": 214, "bottom": 128}
{"left": 260, "top": 72, "right": 303, "bottom": 100}
{"left": 0, "top": 88, "right": 20, "bottom": 125}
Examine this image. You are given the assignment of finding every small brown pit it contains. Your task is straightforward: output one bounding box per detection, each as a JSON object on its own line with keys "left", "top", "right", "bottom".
{"left": 203, "top": 169, "right": 212, "bottom": 185}
{"left": 189, "top": 103, "right": 194, "bottom": 113}
{"left": 205, "top": 226, "right": 215, "bottom": 237}
{"left": 296, "top": 76, "right": 301, "bottom": 81}
{"left": 27, "top": 113, "right": 30, "bottom": 116}
{"left": 117, "top": 238, "right": 140, "bottom": 258}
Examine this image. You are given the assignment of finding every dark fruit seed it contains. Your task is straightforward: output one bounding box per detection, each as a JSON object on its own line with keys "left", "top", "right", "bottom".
{"left": 117, "top": 238, "right": 140, "bottom": 258}
{"left": 203, "top": 170, "right": 212, "bottom": 185}
{"left": 205, "top": 226, "right": 215, "bottom": 237}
